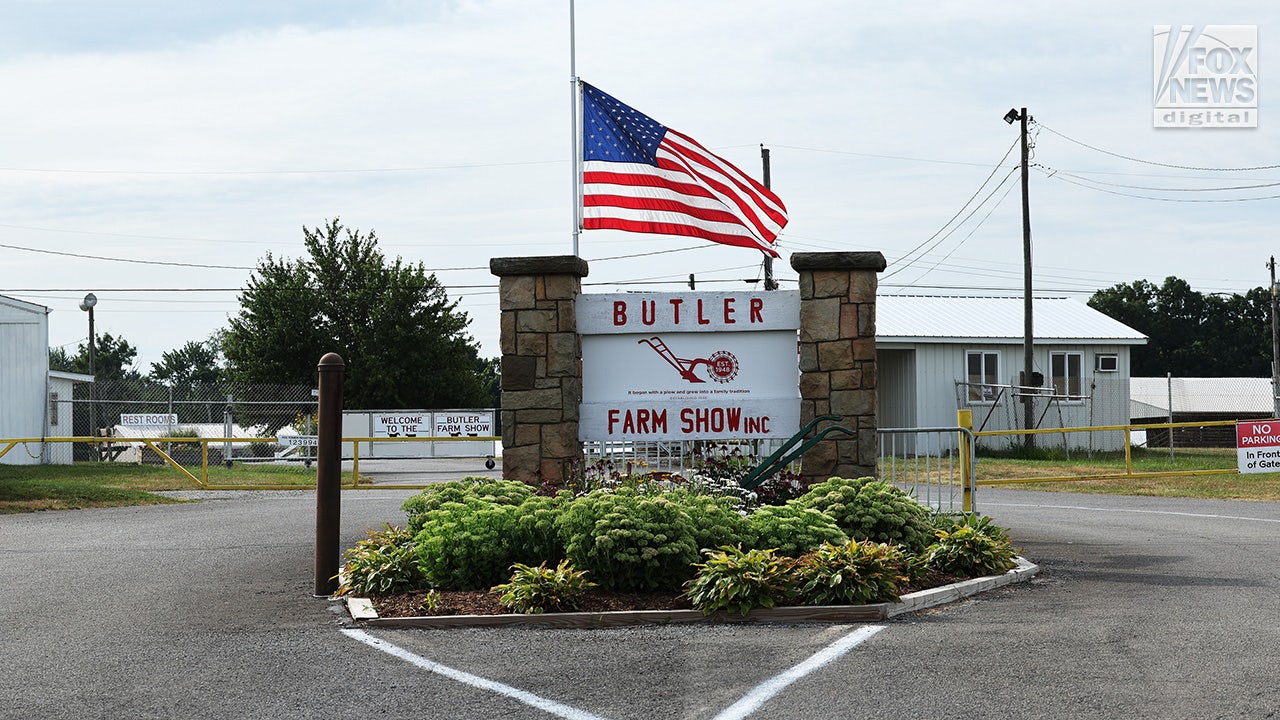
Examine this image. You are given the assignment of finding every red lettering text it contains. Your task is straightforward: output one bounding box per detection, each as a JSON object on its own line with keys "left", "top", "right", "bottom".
{"left": 613, "top": 301, "right": 627, "bottom": 326}
{"left": 750, "top": 297, "right": 764, "bottom": 323}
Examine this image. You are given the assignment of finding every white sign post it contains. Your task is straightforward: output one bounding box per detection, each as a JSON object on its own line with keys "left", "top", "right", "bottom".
{"left": 1236, "top": 421, "right": 1280, "bottom": 473}
{"left": 577, "top": 290, "right": 800, "bottom": 442}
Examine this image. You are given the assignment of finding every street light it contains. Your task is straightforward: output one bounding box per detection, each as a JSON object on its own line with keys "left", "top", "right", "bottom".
{"left": 79, "top": 293, "right": 98, "bottom": 450}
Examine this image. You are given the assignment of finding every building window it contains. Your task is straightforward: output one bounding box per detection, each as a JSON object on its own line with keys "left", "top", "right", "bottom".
{"left": 1095, "top": 353, "right": 1118, "bottom": 372}
{"left": 1051, "top": 351, "right": 1083, "bottom": 398}
{"left": 966, "top": 351, "right": 1000, "bottom": 403}
{"left": 49, "top": 392, "right": 59, "bottom": 427}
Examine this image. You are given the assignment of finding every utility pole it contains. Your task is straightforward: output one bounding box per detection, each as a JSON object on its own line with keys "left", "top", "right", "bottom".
{"left": 1004, "top": 107, "right": 1035, "bottom": 448}
{"left": 1020, "top": 107, "right": 1034, "bottom": 448}
{"left": 761, "top": 145, "right": 778, "bottom": 291}
{"left": 1271, "top": 256, "right": 1279, "bottom": 419}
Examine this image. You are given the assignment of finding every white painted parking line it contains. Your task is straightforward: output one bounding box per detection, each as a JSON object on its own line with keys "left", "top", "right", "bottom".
{"left": 341, "top": 628, "right": 613, "bottom": 720}
{"left": 710, "top": 625, "right": 887, "bottom": 720}
{"left": 343, "top": 624, "right": 887, "bottom": 720}
{"left": 985, "top": 501, "right": 1280, "bottom": 524}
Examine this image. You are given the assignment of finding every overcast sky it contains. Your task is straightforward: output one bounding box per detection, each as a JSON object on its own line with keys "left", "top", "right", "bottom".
{"left": 3, "top": 1, "right": 1277, "bottom": 372}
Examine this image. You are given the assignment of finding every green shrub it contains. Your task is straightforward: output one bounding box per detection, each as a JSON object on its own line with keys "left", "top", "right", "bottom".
{"left": 683, "top": 546, "right": 795, "bottom": 616}
{"left": 555, "top": 488, "right": 699, "bottom": 592}
{"left": 413, "top": 498, "right": 523, "bottom": 590}
{"left": 929, "top": 512, "right": 1012, "bottom": 544}
{"left": 746, "top": 503, "right": 847, "bottom": 557}
{"left": 335, "top": 524, "right": 421, "bottom": 596}
{"left": 791, "top": 539, "right": 910, "bottom": 606}
{"left": 492, "top": 560, "right": 597, "bottom": 614}
{"left": 401, "top": 478, "right": 533, "bottom": 533}
{"left": 922, "top": 523, "right": 1018, "bottom": 577}
{"left": 509, "top": 493, "right": 569, "bottom": 563}
{"left": 797, "top": 476, "right": 934, "bottom": 553}
{"left": 666, "top": 491, "right": 755, "bottom": 552}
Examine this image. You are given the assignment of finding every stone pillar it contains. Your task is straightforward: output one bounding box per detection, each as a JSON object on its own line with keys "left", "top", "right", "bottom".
{"left": 790, "top": 251, "right": 886, "bottom": 485}
{"left": 489, "top": 255, "right": 588, "bottom": 488}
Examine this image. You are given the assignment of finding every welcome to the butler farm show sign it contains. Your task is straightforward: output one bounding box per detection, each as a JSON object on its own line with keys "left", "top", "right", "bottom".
{"left": 577, "top": 290, "right": 801, "bottom": 442}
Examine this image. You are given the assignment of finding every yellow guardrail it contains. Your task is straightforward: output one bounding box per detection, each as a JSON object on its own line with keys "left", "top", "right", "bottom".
{"left": 958, "top": 414, "right": 1245, "bottom": 485}
{"left": 0, "top": 435, "right": 500, "bottom": 491}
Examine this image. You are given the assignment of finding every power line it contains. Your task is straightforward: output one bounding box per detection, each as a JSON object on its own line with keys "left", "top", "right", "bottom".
{"left": 0, "top": 159, "right": 563, "bottom": 177}
{"left": 0, "top": 242, "right": 254, "bottom": 270}
{"left": 1037, "top": 121, "right": 1280, "bottom": 172}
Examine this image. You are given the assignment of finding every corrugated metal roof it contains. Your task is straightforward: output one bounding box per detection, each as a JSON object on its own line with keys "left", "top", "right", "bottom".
{"left": 876, "top": 295, "right": 1146, "bottom": 344}
{"left": 1130, "top": 376, "right": 1274, "bottom": 415}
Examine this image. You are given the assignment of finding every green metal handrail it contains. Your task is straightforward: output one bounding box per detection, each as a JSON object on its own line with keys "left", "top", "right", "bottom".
{"left": 738, "top": 415, "right": 854, "bottom": 490}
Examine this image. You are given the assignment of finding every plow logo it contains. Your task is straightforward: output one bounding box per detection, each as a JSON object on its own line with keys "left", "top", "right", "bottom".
{"left": 638, "top": 336, "right": 739, "bottom": 384}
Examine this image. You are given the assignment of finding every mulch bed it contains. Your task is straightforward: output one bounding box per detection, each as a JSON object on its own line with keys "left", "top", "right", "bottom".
{"left": 369, "top": 569, "right": 968, "bottom": 618}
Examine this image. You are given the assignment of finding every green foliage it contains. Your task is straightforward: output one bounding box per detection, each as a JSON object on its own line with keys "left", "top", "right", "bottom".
{"left": 1089, "top": 276, "right": 1271, "bottom": 377}
{"left": 419, "top": 589, "right": 442, "bottom": 614}
{"left": 922, "top": 521, "right": 1018, "bottom": 577}
{"left": 150, "top": 337, "right": 226, "bottom": 386}
{"left": 509, "top": 493, "right": 569, "bottom": 563}
{"left": 49, "top": 331, "right": 142, "bottom": 381}
{"left": 413, "top": 499, "right": 522, "bottom": 590}
{"left": 555, "top": 488, "right": 699, "bottom": 592}
{"left": 492, "top": 560, "right": 597, "bottom": 614}
{"left": 223, "top": 218, "right": 488, "bottom": 409}
{"left": 666, "top": 491, "right": 755, "bottom": 552}
{"left": 335, "top": 525, "right": 421, "bottom": 597}
{"left": 746, "top": 503, "right": 848, "bottom": 557}
{"left": 798, "top": 476, "right": 934, "bottom": 553}
{"left": 929, "top": 513, "right": 1012, "bottom": 544}
{"left": 401, "top": 478, "right": 533, "bottom": 534}
{"left": 791, "top": 540, "right": 910, "bottom": 606}
{"left": 683, "top": 546, "right": 795, "bottom": 616}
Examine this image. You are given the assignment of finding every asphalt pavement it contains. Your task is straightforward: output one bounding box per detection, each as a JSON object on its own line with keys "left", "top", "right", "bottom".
{"left": 1, "top": 486, "right": 1277, "bottom": 719}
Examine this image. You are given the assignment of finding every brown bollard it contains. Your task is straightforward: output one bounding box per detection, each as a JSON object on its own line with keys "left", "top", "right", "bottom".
{"left": 314, "top": 352, "right": 345, "bottom": 597}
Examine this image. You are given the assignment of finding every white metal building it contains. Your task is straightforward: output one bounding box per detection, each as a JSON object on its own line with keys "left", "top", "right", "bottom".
{"left": 876, "top": 295, "right": 1147, "bottom": 451}
{"left": 0, "top": 294, "right": 94, "bottom": 465}
{"left": 1, "top": 295, "right": 52, "bottom": 465}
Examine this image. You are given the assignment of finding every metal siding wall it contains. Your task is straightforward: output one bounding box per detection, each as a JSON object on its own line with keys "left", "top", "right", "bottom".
{"left": 876, "top": 349, "right": 916, "bottom": 428}
{"left": 0, "top": 310, "right": 49, "bottom": 465}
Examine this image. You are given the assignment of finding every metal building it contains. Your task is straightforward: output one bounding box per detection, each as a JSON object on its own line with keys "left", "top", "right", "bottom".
{"left": 876, "top": 295, "right": 1147, "bottom": 451}
{"left": 0, "top": 295, "right": 93, "bottom": 465}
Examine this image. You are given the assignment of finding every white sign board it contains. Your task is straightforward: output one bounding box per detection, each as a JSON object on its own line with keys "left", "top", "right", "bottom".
{"left": 433, "top": 411, "right": 495, "bottom": 437}
{"left": 279, "top": 435, "right": 318, "bottom": 447}
{"left": 1237, "top": 421, "right": 1280, "bottom": 473}
{"left": 577, "top": 290, "right": 800, "bottom": 334}
{"left": 372, "top": 413, "right": 429, "bottom": 438}
{"left": 580, "top": 400, "right": 801, "bottom": 442}
{"left": 579, "top": 291, "right": 800, "bottom": 442}
{"left": 120, "top": 413, "right": 179, "bottom": 427}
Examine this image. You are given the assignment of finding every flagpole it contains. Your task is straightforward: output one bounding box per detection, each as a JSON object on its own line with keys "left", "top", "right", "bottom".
{"left": 569, "top": 0, "right": 581, "bottom": 257}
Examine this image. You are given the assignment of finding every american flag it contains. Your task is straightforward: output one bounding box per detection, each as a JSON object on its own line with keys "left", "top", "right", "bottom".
{"left": 580, "top": 83, "right": 787, "bottom": 257}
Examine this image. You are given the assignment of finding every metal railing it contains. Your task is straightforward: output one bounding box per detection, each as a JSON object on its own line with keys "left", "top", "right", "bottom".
{"left": 877, "top": 423, "right": 976, "bottom": 513}
{"left": 0, "top": 434, "right": 499, "bottom": 490}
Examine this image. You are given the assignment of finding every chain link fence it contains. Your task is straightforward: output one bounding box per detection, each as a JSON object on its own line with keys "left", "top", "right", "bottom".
{"left": 64, "top": 380, "right": 317, "bottom": 465}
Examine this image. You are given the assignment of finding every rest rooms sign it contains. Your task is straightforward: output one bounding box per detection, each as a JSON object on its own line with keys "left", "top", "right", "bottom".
{"left": 1237, "top": 421, "right": 1280, "bottom": 473}
{"left": 577, "top": 290, "right": 800, "bottom": 442}
{"left": 120, "top": 413, "right": 178, "bottom": 427}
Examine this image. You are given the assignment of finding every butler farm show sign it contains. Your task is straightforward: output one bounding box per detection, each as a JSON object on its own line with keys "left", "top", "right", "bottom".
{"left": 577, "top": 290, "right": 800, "bottom": 442}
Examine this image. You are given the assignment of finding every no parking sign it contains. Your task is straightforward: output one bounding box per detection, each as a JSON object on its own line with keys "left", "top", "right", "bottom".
{"left": 1236, "top": 421, "right": 1280, "bottom": 473}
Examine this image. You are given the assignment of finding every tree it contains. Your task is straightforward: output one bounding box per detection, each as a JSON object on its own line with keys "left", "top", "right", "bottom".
{"left": 48, "top": 332, "right": 141, "bottom": 381}
{"left": 1089, "top": 276, "right": 1270, "bottom": 377}
{"left": 223, "top": 219, "right": 487, "bottom": 409}
{"left": 150, "top": 336, "right": 227, "bottom": 387}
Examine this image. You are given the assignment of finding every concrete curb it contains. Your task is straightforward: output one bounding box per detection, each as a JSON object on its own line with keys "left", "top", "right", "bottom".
{"left": 352, "top": 557, "right": 1039, "bottom": 630}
